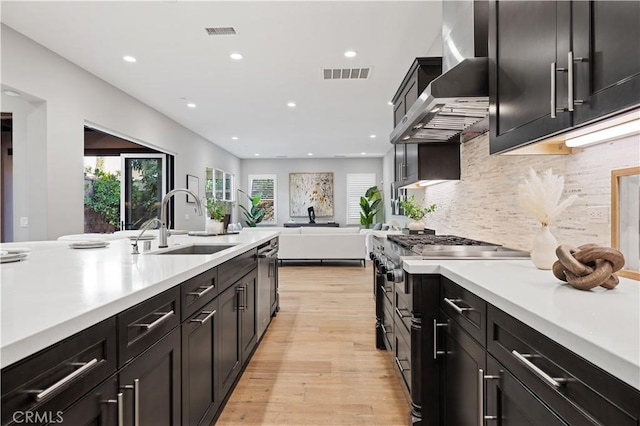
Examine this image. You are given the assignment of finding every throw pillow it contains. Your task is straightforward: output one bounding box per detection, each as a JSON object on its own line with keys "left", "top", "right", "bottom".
{"left": 372, "top": 223, "right": 383, "bottom": 230}
{"left": 381, "top": 225, "right": 389, "bottom": 231}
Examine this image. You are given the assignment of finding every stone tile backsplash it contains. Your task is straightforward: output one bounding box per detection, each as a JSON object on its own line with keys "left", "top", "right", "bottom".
{"left": 424, "top": 133, "right": 640, "bottom": 251}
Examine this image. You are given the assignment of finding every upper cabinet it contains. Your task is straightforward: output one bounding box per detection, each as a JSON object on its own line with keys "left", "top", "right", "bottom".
{"left": 392, "top": 58, "right": 442, "bottom": 128}
{"left": 489, "top": 1, "right": 640, "bottom": 154}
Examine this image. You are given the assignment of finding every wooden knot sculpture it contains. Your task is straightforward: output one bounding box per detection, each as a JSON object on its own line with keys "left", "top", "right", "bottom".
{"left": 552, "top": 244, "right": 625, "bottom": 290}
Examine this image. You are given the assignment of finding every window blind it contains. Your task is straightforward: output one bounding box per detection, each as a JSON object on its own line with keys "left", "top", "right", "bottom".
{"left": 346, "top": 173, "right": 376, "bottom": 225}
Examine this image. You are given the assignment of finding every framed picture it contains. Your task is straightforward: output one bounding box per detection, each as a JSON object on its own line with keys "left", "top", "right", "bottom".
{"left": 289, "top": 172, "right": 334, "bottom": 217}
{"left": 186, "top": 174, "right": 199, "bottom": 203}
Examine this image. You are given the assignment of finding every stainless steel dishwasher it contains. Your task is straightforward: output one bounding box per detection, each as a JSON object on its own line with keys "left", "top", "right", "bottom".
{"left": 257, "top": 238, "right": 278, "bottom": 340}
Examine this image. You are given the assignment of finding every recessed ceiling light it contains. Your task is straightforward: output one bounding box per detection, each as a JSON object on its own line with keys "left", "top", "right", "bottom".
{"left": 232, "top": 136, "right": 238, "bottom": 140}
{"left": 3, "top": 90, "right": 21, "bottom": 97}
{"left": 307, "top": 153, "right": 313, "bottom": 156}
{"left": 254, "top": 153, "right": 260, "bottom": 156}
{"left": 344, "top": 50, "right": 357, "bottom": 58}
{"left": 123, "top": 56, "right": 137, "bottom": 63}
{"left": 361, "top": 152, "right": 366, "bottom": 155}
{"left": 287, "top": 102, "right": 296, "bottom": 108}
{"left": 187, "top": 103, "right": 197, "bottom": 108}
{"left": 387, "top": 101, "right": 393, "bottom": 106}
{"left": 370, "top": 134, "right": 376, "bottom": 139}
{"left": 230, "top": 53, "right": 243, "bottom": 60}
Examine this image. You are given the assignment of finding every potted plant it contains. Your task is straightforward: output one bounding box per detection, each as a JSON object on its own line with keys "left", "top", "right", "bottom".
{"left": 360, "top": 186, "right": 382, "bottom": 229}
{"left": 205, "top": 196, "right": 228, "bottom": 234}
{"left": 400, "top": 195, "right": 436, "bottom": 230}
{"left": 238, "top": 189, "right": 265, "bottom": 227}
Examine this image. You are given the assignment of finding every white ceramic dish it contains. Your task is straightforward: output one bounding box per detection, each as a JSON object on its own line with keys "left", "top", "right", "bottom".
{"left": 69, "top": 241, "right": 110, "bottom": 249}
{"left": 0, "top": 253, "right": 29, "bottom": 263}
{"left": 3, "top": 247, "right": 32, "bottom": 254}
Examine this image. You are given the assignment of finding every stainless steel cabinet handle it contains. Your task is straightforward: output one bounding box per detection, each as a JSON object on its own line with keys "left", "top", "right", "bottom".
{"left": 381, "top": 323, "right": 391, "bottom": 335}
{"left": 33, "top": 358, "right": 99, "bottom": 402}
{"left": 568, "top": 51, "right": 586, "bottom": 111}
{"left": 443, "top": 298, "right": 472, "bottom": 315}
{"left": 258, "top": 249, "right": 278, "bottom": 258}
{"left": 237, "top": 286, "right": 246, "bottom": 311}
{"left": 551, "top": 62, "right": 557, "bottom": 118}
{"left": 395, "top": 307, "right": 410, "bottom": 319}
{"left": 478, "top": 369, "right": 484, "bottom": 426}
{"left": 190, "top": 310, "right": 216, "bottom": 324}
{"left": 133, "top": 310, "right": 174, "bottom": 330}
{"left": 134, "top": 379, "right": 140, "bottom": 426}
{"left": 433, "top": 319, "right": 447, "bottom": 359}
{"left": 188, "top": 283, "right": 215, "bottom": 298}
{"left": 484, "top": 373, "right": 500, "bottom": 421}
{"left": 244, "top": 284, "right": 248, "bottom": 308}
{"left": 108, "top": 392, "right": 124, "bottom": 426}
{"left": 395, "top": 357, "right": 410, "bottom": 373}
{"left": 512, "top": 350, "right": 566, "bottom": 388}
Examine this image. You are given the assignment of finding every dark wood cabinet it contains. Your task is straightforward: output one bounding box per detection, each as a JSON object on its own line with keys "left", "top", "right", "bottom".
{"left": 391, "top": 57, "right": 442, "bottom": 127}
{"left": 118, "top": 327, "right": 181, "bottom": 426}
{"left": 489, "top": 0, "right": 572, "bottom": 154}
{"left": 1, "top": 319, "right": 117, "bottom": 426}
{"left": 485, "top": 355, "right": 567, "bottom": 426}
{"left": 394, "top": 143, "right": 460, "bottom": 189}
{"left": 439, "top": 311, "right": 486, "bottom": 426}
{"left": 239, "top": 270, "right": 258, "bottom": 364}
{"left": 572, "top": 1, "right": 640, "bottom": 126}
{"left": 217, "top": 283, "right": 242, "bottom": 398}
{"left": 489, "top": 0, "right": 640, "bottom": 154}
{"left": 182, "top": 297, "right": 219, "bottom": 426}
{"left": 51, "top": 376, "right": 119, "bottom": 426}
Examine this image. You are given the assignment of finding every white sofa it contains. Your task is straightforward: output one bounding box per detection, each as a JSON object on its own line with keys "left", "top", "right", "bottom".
{"left": 243, "top": 226, "right": 366, "bottom": 265}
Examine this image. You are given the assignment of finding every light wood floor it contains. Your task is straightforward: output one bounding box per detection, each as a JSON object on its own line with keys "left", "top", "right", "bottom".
{"left": 216, "top": 263, "right": 410, "bottom": 425}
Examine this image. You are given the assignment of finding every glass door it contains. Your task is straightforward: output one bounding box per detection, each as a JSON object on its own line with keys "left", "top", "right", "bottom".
{"left": 120, "top": 154, "right": 166, "bottom": 230}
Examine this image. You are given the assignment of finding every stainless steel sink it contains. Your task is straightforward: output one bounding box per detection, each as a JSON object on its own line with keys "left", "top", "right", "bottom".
{"left": 155, "top": 244, "right": 237, "bottom": 255}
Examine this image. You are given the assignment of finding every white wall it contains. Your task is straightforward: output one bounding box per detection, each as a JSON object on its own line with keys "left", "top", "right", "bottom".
{"left": 422, "top": 133, "right": 640, "bottom": 251}
{"left": 1, "top": 25, "right": 241, "bottom": 239}
{"left": 240, "top": 158, "right": 383, "bottom": 226}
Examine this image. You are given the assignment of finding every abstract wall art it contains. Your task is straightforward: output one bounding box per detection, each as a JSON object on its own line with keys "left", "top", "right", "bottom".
{"left": 289, "top": 172, "right": 334, "bottom": 217}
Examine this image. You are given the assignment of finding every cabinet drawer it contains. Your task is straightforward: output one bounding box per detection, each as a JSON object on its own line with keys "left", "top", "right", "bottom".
{"left": 117, "top": 287, "right": 180, "bottom": 367}
{"left": 1, "top": 318, "right": 117, "bottom": 426}
{"left": 218, "top": 248, "right": 257, "bottom": 293}
{"left": 394, "top": 283, "right": 411, "bottom": 333}
{"left": 181, "top": 266, "right": 218, "bottom": 320}
{"left": 440, "top": 278, "right": 486, "bottom": 346}
{"left": 488, "top": 306, "right": 640, "bottom": 426}
{"left": 394, "top": 324, "right": 411, "bottom": 394}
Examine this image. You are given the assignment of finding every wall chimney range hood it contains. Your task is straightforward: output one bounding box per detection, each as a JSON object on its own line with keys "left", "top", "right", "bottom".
{"left": 390, "top": 0, "right": 489, "bottom": 145}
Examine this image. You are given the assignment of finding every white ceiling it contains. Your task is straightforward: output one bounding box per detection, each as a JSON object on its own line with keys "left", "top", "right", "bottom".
{"left": 1, "top": 1, "right": 443, "bottom": 159}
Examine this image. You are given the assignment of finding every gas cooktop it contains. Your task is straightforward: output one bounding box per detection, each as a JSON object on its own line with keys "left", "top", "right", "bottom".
{"left": 387, "top": 234, "right": 497, "bottom": 249}
{"left": 384, "top": 234, "right": 530, "bottom": 259}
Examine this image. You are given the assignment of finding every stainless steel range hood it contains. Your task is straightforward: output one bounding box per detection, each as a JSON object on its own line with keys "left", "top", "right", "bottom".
{"left": 391, "top": 0, "right": 489, "bottom": 144}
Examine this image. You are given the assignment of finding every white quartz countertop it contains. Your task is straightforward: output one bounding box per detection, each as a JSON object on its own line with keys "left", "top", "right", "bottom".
{"left": 403, "top": 259, "right": 640, "bottom": 391}
{"left": 0, "top": 231, "right": 279, "bottom": 369}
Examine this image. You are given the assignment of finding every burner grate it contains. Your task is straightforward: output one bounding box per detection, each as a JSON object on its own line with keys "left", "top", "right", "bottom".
{"left": 387, "top": 234, "right": 497, "bottom": 249}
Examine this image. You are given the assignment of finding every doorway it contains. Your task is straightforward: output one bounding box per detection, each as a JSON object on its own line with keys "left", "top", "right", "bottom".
{"left": 84, "top": 127, "right": 173, "bottom": 232}
{"left": 1, "top": 113, "right": 13, "bottom": 242}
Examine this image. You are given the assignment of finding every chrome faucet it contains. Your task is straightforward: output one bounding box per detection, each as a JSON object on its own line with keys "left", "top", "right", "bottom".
{"left": 131, "top": 218, "right": 162, "bottom": 254}
{"left": 159, "top": 188, "right": 203, "bottom": 248}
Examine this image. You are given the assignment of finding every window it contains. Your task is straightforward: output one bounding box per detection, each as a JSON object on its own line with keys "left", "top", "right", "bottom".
{"left": 346, "top": 173, "right": 377, "bottom": 225}
{"left": 248, "top": 174, "right": 277, "bottom": 224}
{"left": 211, "top": 169, "right": 234, "bottom": 201}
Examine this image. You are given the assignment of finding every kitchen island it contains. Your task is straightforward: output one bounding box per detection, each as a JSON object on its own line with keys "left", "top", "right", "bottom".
{"left": 1, "top": 230, "right": 279, "bottom": 426}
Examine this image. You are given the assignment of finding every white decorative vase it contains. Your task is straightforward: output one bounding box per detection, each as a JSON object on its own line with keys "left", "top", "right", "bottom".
{"left": 206, "top": 219, "right": 224, "bottom": 235}
{"left": 531, "top": 225, "right": 558, "bottom": 270}
{"left": 408, "top": 220, "right": 424, "bottom": 231}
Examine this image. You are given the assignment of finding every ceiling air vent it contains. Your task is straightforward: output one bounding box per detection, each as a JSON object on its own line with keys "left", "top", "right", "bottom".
{"left": 205, "top": 27, "right": 237, "bottom": 36}
{"left": 323, "top": 68, "right": 371, "bottom": 80}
